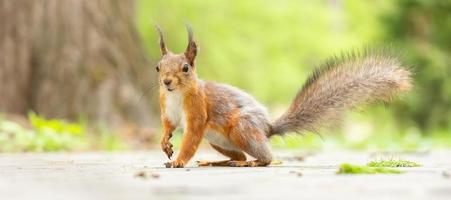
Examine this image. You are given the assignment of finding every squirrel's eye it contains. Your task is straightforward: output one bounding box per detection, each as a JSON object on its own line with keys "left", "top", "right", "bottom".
{"left": 156, "top": 65, "right": 160, "bottom": 72}
{"left": 182, "top": 64, "right": 189, "bottom": 73}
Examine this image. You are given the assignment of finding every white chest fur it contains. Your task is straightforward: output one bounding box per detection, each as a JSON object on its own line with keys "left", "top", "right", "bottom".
{"left": 204, "top": 129, "right": 240, "bottom": 151}
{"left": 164, "top": 92, "right": 186, "bottom": 128}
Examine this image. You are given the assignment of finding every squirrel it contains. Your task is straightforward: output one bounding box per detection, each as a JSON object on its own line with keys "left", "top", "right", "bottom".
{"left": 155, "top": 24, "right": 412, "bottom": 168}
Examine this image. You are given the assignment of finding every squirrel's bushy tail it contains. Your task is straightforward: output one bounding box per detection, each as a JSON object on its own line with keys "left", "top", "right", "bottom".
{"left": 269, "top": 49, "right": 412, "bottom": 136}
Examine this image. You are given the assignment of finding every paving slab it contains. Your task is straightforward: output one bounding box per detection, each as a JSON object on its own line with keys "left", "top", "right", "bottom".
{"left": 0, "top": 150, "right": 450, "bottom": 200}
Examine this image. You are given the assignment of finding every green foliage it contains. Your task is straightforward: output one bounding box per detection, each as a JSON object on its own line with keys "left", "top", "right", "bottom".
{"left": 0, "top": 112, "right": 128, "bottom": 152}
{"left": 0, "top": 113, "right": 88, "bottom": 152}
{"left": 382, "top": 0, "right": 451, "bottom": 132}
{"left": 337, "top": 163, "right": 402, "bottom": 174}
{"left": 367, "top": 159, "right": 421, "bottom": 167}
{"left": 29, "top": 112, "right": 85, "bottom": 136}
{"left": 0, "top": 120, "right": 33, "bottom": 152}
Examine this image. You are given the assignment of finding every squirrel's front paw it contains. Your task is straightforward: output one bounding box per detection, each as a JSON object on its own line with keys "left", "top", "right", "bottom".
{"left": 164, "top": 160, "right": 185, "bottom": 168}
{"left": 160, "top": 140, "right": 174, "bottom": 159}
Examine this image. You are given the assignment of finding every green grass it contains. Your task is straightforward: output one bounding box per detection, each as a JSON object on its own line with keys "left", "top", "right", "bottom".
{"left": 367, "top": 159, "right": 421, "bottom": 167}
{"left": 337, "top": 163, "right": 403, "bottom": 174}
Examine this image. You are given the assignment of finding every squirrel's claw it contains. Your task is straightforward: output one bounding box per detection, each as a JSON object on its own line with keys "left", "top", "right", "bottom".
{"left": 166, "top": 149, "right": 173, "bottom": 159}
{"left": 163, "top": 144, "right": 173, "bottom": 159}
{"left": 160, "top": 138, "right": 174, "bottom": 159}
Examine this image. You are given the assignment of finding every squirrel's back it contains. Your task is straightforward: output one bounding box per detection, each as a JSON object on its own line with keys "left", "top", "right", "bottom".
{"left": 202, "top": 80, "right": 271, "bottom": 132}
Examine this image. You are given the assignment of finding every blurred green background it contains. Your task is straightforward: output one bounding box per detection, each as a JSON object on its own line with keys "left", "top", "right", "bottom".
{"left": 1, "top": 0, "right": 450, "bottom": 152}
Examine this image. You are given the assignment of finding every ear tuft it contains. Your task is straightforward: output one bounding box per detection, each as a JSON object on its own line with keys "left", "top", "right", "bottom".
{"left": 155, "top": 24, "right": 168, "bottom": 56}
{"left": 184, "top": 23, "right": 197, "bottom": 66}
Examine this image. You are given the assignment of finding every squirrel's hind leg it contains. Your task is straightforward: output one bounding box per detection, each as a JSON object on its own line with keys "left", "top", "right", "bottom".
{"left": 228, "top": 123, "right": 273, "bottom": 167}
{"left": 196, "top": 143, "right": 246, "bottom": 167}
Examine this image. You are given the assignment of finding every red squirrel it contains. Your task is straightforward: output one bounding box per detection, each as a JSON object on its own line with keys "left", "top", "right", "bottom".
{"left": 155, "top": 24, "right": 412, "bottom": 168}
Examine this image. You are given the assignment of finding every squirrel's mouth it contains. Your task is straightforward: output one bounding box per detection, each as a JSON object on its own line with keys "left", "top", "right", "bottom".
{"left": 163, "top": 83, "right": 176, "bottom": 92}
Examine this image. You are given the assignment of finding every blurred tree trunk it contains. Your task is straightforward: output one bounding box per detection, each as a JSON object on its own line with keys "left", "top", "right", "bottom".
{"left": 0, "top": 0, "right": 158, "bottom": 127}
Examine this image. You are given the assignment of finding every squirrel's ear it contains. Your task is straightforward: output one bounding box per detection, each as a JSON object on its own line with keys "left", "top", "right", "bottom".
{"left": 184, "top": 23, "right": 197, "bottom": 66}
{"left": 155, "top": 24, "right": 168, "bottom": 56}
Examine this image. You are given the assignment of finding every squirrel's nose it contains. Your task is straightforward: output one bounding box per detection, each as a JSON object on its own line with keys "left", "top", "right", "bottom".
{"left": 163, "top": 79, "right": 172, "bottom": 86}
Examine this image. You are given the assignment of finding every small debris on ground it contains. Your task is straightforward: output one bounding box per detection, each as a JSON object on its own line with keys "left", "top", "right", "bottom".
{"left": 135, "top": 170, "right": 160, "bottom": 179}
{"left": 289, "top": 170, "right": 303, "bottom": 177}
{"left": 276, "top": 155, "right": 304, "bottom": 163}
{"left": 290, "top": 155, "right": 305, "bottom": 162}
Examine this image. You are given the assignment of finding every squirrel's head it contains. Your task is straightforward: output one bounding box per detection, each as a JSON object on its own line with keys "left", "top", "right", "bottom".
{"left": 155, "top": 24, "right": 197, "bottom": 93}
